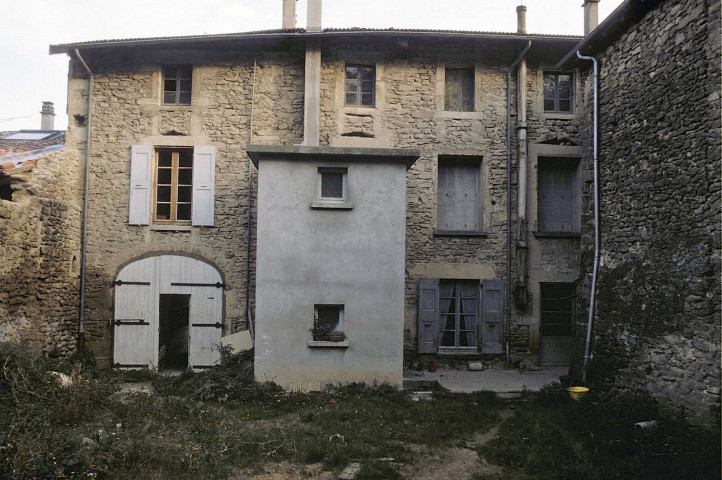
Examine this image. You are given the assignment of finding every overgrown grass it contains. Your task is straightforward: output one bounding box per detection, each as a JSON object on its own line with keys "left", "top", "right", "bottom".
{"left": 0, "top": 347, "right": 501, "bottom": 479}
{"left": 478, "top": 385, "right": 721, "bottom": 480}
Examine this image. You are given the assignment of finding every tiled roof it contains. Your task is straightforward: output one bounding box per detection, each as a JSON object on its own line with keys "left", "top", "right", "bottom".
{"left": 50, "top": 27, "right": 582, "bottom": 53}
{"left": 0, "top": 130, "right": 65, "bottom": 176}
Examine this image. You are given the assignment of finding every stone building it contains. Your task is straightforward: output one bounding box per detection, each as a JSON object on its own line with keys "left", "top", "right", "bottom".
{"left": 47, "top": 0, "right": 588, "bottom": 381}
{"left": 559, "top": 0, "right": 720, "bottom": 424}
{"left": 0, "top": 104, "right": 81, "bottom": 356}
{"left": 36, "top": 0, "right": 720, "bottom": 419}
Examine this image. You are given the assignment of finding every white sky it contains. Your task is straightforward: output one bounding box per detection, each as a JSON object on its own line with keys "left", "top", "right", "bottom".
{"left": 0, "top": 0, "right": 623, "bottom": 132}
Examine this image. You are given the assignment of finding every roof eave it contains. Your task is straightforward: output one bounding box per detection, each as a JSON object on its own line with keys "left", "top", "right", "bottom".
{"left": 556, "top": 0, "right": 665, "bottom": 68}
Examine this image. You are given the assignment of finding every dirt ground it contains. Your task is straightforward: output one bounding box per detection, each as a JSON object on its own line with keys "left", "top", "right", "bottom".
{"left": 230, "top": 410, "right": 514, "bottom": 480}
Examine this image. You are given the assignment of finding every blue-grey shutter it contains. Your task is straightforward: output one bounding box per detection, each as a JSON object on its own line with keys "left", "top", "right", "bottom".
{"left": 539, "top": 163, "right": 575, "bottom": 232}
{"left": 417, "top": 278, "right": 439, "bottom": 353}
{"left": 438, "top": 165, "right": 479, "bottom": 231}
{"left": 455, "top": 166, "right": 478, "bottom": 231}
{"left": 481, "top": 279, "right": 504, "bottom": 354}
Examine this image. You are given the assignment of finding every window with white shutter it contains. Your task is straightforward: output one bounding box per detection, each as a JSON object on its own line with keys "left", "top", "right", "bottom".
{"left": 537, "top": 157, "right": 579, "bottom": 233}
{"left": 129, "top": 145, "right": 153, "bottom": 225}
{"left": 437, "top": 156, "right": 482, "bottom": 232}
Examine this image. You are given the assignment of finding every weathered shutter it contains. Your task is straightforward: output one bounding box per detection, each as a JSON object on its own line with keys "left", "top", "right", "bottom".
{"left": 188, "top": 257, "right": 223, "bottom": 369}
{"left": 128, "top": 145, "right": 153, "bottom": 225}
{"left": 417, "top": 278, "right": 439, "bottom": 353}
{"left": 437, "top": 166, "right": 454, "bottom": 230}
{"left": 192, "top": 146, "right": 215, "bottom": 226}
{"left": 539, "top": 162, "right": 575, "bottom": 232}
{"left": 481, "top": 279, "right": 504, "bottom": 354}
{"left": 455, "top": 166, "right": 479, "bottom": 231}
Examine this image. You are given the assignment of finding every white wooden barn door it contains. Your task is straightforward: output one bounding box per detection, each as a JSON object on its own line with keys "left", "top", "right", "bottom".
{"left": 113, "top": 257, "right": 157, "bottom": 368}
{"left": 114, "top": 255, "right": 223, "bottom": 370}
{"left": 159, "top": 255, "right": 223, "bottom": 370}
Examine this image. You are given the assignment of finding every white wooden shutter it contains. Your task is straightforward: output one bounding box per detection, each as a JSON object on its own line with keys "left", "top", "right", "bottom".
{"left": 192, "top": 146, "right": 216, "bottom": 226}
{"left": 129, "top": 145, "right": 153, "bottom": 225}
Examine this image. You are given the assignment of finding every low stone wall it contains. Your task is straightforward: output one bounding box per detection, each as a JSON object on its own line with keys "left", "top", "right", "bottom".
{"left": 577, "top": 0, "right": 721, "bottom": 425}
{"left": 0, "top": 147, "right": 82, "bottom": 356}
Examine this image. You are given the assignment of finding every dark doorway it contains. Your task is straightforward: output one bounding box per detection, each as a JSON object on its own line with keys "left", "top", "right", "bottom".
{"left": 159, "top": 294, "right": 190, "bottom": 370}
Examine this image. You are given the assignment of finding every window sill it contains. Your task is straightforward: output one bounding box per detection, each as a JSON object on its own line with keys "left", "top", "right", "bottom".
{"left": 308, "top": 340, "right": 349, "bottom": 348}
{"left": 159, "top": 104, "right": 194, "bottom": 111}
{"left": 310, "top": 201, "right": 354, "bottom": 210}
{"left": 541, "top": 112, "right": 575, "bottom": 121}
{"left": 533, "top": 231, "right": 580, "bottom": 238}
{"left": 435, "top": 111, "right": 483, "bottom": 120}
{"left": 151, "top": 224, "right": 193, "bottom": 231}
{"left": 342, "top": 106, "right": 376, "bottom": 115}
{"left": 433, "top": 230, "right": 488, "bottom": 237}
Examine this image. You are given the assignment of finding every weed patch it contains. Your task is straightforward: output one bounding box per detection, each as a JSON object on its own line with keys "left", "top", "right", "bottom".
{"left": 478, "top": 386, "right": 721, "bottom": 480}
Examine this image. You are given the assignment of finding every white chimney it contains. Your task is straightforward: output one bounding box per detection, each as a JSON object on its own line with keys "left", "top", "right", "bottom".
{"left": 516, "top": 5, "right": 527, "bottom": 34}
{"left": 40, "top": 101, "right": 55, "bottom": 130}
{"left": 583, "top": 0, "right": 600, "bottom": 36}
{"left": 307, "top": 0, "right": 322, "bottom": 32}
{"left": 282, "top": 0, "right": 296, "bottom": 29}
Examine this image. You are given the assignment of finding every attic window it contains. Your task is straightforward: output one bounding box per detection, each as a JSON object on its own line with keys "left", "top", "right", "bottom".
{"left": 163, "top": 66, "right": 192, "bottom": 105}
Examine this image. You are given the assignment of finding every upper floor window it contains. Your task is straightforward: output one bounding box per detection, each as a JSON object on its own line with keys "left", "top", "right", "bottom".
{"left": 543, "top": 72, "right": 573, "bottom": 113}
{"left": 537, "top": 157, "right": 579, "bottom": 233}
{"left": 437, "top": 157, "right": 481, "bottom": 232}
{"left": 163, "top": 66, "right": 192, "bottom": 105}
{"left": 155, "top": 148, "right": 193, "bottom": 222}
{"left": 345, "top": 65, "right": 375, "bottom": 107}
{"left": 445, "top": 68, "right": 474, "bottom": 112}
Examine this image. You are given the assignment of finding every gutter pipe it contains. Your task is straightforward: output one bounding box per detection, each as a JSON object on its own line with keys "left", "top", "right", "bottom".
{"left": 74, "top": 49, "right": 93, "bottom": 349}
{"left": 505, "top": 41, "right": 531, "bottom": 366}
{"left": 246, "top": 57, "right": 257, "bottom": 342}
{"left": 576, "top": 50, "right": 599, "bottom": 384}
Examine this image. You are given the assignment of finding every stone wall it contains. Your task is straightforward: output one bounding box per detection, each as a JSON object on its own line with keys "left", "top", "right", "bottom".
{"left": 0, "top": 147, "right": 82, "bottom": 356}
{"left": 577, "top": 0, "right": 721, "bottom": 424}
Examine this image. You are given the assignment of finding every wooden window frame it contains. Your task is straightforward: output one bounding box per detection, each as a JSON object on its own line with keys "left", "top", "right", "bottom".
{"left": 344, "top": 64, "right": 375, "bottom": 107}
{"left": 438, "top": 279, "right": 479, "bottom": 350}
{"left": 444, "top": 67, "right": 475, "bottom": 112}
{"left": 162, "top": 66, "right": 192, "bottom": 105}
{"left": 540, "top": 282, "right": 576, "bottom": 337}
{"left": 436, "top": 156, "right": 483, "bottom": 233}
{"left": 153, "top": 148, "right": 193, "bottom": 224}
{"left": 543, "top": 72, "right": 574, "bottom": 113}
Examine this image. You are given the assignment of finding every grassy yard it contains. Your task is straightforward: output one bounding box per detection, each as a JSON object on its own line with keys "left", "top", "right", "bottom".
{"left": 0, "top": 348, "right": 718, "bottom": 480}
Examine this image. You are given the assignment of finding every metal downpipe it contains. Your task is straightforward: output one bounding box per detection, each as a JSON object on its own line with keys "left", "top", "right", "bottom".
{"left": 576, "top": 50, "right": 599, "bottom": 384}
{"left": 74, "top": 49, "right": 93, "bottom": 349}
{"left": 505, "top": 41, "right": 531, "bottom": 366}
{"left": 246, "top": 57, "right": 257, "bottom": 342}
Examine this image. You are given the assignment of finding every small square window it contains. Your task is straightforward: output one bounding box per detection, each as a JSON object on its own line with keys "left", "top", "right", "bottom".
{"left": 445, "top": 68, "right": 474, "bottom": 111}
{"left": 163, "top": 66, "right": 192, "bottom": 105}
{"left": 345, "top": 65, "right": 375, "bottom": 107}
{"left": 544, "top": 72, "right": 573, "bottom": 113}
{"left": 321, "top": 172, "right": 344, "bottom": 199}
{"left": 313, "top": 304, "right": 345, "bottom": 341}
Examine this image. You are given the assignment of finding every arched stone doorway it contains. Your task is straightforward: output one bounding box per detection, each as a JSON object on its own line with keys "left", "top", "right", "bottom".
{"left": 112, "top": 255, "right": 223, "bottom": 371}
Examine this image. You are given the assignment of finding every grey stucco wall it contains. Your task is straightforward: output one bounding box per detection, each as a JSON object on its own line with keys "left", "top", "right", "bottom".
{"left": 576, "top": 0, "right": 720, "bottom": 425}
{"left": 254, "top": 158, "right": 407, "bottom": 389}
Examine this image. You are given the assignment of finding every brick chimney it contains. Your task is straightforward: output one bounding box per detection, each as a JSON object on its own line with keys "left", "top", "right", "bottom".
{"left": 516, "top": 4, "right": 527, "bottom": 34}
{"left": 282, "top": 0, "right": 296, "bottom": 29}
{"left": 40, "top": 101, "right": 55, "bottom": 130}
{"left": 583, "top": 0, "right": 600, "bottom": 36}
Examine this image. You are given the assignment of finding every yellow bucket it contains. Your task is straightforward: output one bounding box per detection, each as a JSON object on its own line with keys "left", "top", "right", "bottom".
{"left": 567, "top": 386, "right": 590, "bottom": 401}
